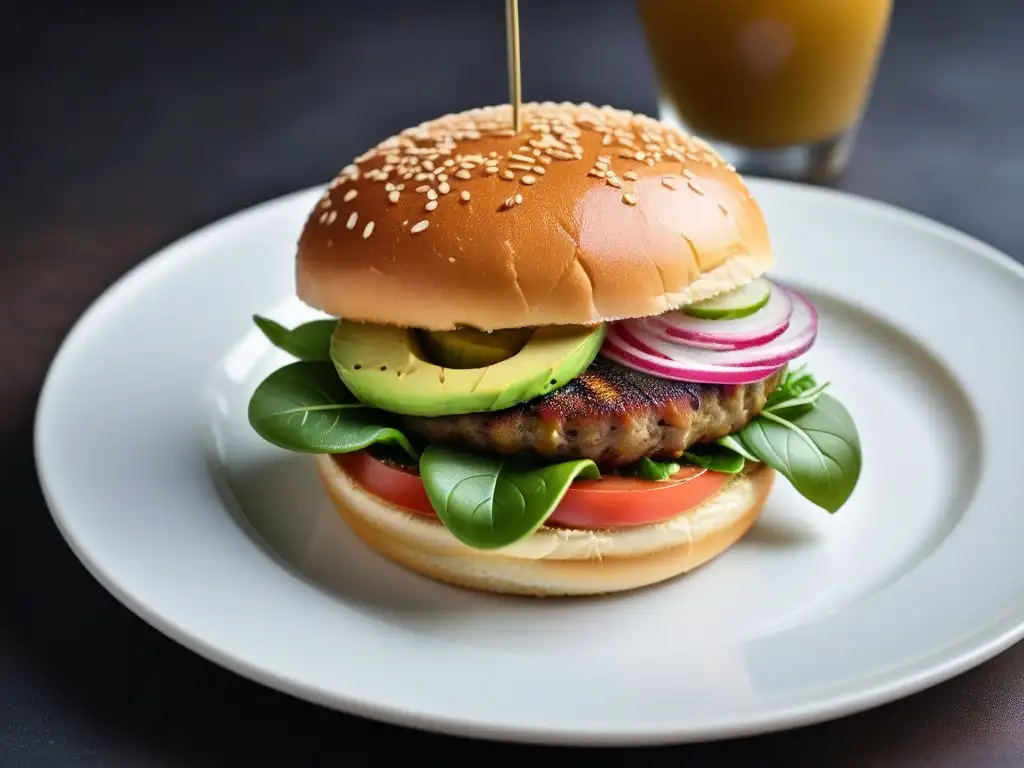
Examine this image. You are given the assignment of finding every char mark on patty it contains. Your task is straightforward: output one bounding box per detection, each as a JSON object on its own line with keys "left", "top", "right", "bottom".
{"left": 403, "top": 356, "right": 782, "bottom": 468}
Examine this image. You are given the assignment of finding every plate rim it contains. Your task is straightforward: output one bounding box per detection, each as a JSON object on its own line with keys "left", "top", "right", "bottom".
{"left": 33, "top": 177, "right": 1024, "bottom": 746}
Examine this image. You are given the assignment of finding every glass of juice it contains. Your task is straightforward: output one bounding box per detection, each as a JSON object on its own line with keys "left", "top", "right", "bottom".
{"left": 636, "top": 0, "right": 892, "bottom": 183}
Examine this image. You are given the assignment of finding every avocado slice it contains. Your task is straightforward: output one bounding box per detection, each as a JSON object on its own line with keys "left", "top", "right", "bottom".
{"left": 331, "top": 321, "right": 606, "bottom": 417}
{"left": 418, "top": 327, "right": 534, "bottom": 369}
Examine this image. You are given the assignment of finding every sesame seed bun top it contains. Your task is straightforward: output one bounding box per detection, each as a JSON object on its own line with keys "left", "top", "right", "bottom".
{"left": 296, "top": 102, "right": 773, "bottom": 331}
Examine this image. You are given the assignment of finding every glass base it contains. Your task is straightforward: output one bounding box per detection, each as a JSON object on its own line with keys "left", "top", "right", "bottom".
{"left": 657, "top": 98, "right": 857, "bottom": 185}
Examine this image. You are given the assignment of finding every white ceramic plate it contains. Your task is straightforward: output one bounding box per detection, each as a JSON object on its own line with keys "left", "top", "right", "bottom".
{"left": 35, "top": 179, "right": 1024, "bottom": 745}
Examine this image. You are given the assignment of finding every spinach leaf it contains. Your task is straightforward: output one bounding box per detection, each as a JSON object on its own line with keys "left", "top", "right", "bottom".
{"left": 682, "top": 445, "right": 746, "bottom": 474}
{"left": 420, "top": 445, "right": 599, "bottom": 550}
{"left": 715, "top": 434, "right": 759, "bottom": 462}
{"left": 766, "top": 365, "right": 825, "bottom": 408}
{"left": 248, "top": 361, "right": 418, "bottom": 459}
{"left": 627, "top": 457, "right": 682, "bottom": 481}
{"left": 736, "top": 393, "right": 860, "bottom": 512}
{"left": 253, "top": 315, "right": 337, "bottom": 361}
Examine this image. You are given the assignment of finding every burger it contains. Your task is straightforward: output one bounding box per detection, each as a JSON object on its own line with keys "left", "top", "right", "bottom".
{"left": 247, "top": 102, "right": 862, "bottom": 596}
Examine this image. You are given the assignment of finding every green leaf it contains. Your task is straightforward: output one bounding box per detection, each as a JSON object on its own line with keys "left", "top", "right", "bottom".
{"left": 253, "top": 315, "right": 337, "bottom": 361}
{"left": 420, "top": 445, "right": 599, "bottom": 550}
{"left": 248, "top": 361, "right": 418, "bottom": 459}
{"left": 715, "top": 434, "right": 759, "bottom": 463}
{"left": 627, "top": 457, "right": 682, "bottom": 482}
{"left": 766, "top": 365, "right": 823, "bottom": 407}
{"left": 682, "top": 445, "right": 746, "bottom": 474}
{"left": 736, "top": 393, "right": 861, "bottom": 513}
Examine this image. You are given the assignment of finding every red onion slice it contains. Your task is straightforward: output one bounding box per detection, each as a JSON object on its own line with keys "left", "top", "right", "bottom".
{"left": 598, "top": 283, "right": 820, "bottom": 385}
{"left": 684, "top": 289, "right": 817, "bottom": 367}
{"left": 651, "top": 284, "right": 794, "bottom": 349}
{"left": 601, "top": 325, "right": 782, "bottom": 385}
{"left": 626, "top": 288, "right": 818, "bottom": 369}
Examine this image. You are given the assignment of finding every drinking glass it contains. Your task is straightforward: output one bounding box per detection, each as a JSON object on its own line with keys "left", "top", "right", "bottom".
{"left": 636, "top": 0, "right": 892, "bottom": 183}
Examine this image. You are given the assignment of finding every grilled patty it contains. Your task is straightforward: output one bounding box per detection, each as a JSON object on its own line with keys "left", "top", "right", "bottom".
{"left": 403, "top": 356, "right": 783, "bottom": 468}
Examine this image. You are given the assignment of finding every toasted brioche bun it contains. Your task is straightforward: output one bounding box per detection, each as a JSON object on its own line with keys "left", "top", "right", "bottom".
{"left": 297, "top": 102, "right": 772, "bottom": 331}
{"left": 314, "top": 453, "right": 774, "bottom": 597}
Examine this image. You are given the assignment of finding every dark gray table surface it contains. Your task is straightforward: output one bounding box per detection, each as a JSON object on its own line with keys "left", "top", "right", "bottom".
{"left": 4, "top": 0, "right": 1023, "bottom": 765}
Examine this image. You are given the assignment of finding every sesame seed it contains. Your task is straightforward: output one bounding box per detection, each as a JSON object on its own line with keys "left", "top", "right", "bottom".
{"left": 460, "top": 190, "right": 471, "bottom": 202}
{"left": 508, "top": 163, "right": 533, "bottom": 171}
{"left": 718, "top": 203, "right": 728, "bottom": 216}
{"left": 539, "top": 156, "right": 553, "bottom": 164}
{"left": 425, "top": 200, "right": 438, "bottom": 211}
{"left": 485, "top": 166, "right": 500, "bottom": 175}
{"left": 443, "top": 159, "right": 455, "bottom": 167}
{"left": 548, "top": 149, "right": 573, "bottom": 160}
{"left": 346, "top": 212, "right": 358, "bottom": 229}
{"left": 427, "top": 189, "right": 438, "bottom": 200}
{"left": 460, "top": 162, "right": 475, "bottom": 170}
{"left": 623, "top": 171, "right": 638, "bottom": 181}
{"left": 415, "top": 185, "right": 430, "bottom": 193}
{"left": 532, "top": 165, "right": 546, "bottom": 175}
{"left": 587, "top": 169, "right": 605, "bottom": 178}
{"left": 410, "top": 220, "right": 429, "bottom": 234}
{"left": 661, "top": 178, "right": 677, "bottom": 190}
{"left": 436, "top": 173, "right": 449, "bottom": 183}
{"left": 501, "top": 170, "right": 515, "bottom": 180}
{"left": 606, "top": 177, "right": 623, "bottom": 188}
{"left": 502, "top": 196, "right": 516, "bottom": 209}
{"left": 415, "top": 173, "right": 432, "bottom": 181}
{"left": 595, "top": 161, "right": 609, "bottom": 171}
{"left": 455, "top": 169, "right": 472, "bottom": 180}
{"left": 681, "top": 168, "right": 695, "bottom": 179}
{"left": 510, "top": 153, "right": 534, "bottom": 163}
{"left": 343, "top": 189, "right": 358, "bottom": 202}
{"left": 622, "top": 193, "right": 637, "bottom": 206}
{"left": 362, "top": 222, "right": 375, "bottom": 238}
{"left": 602, "top": 134, "right": 613, "bottom": 145}
{"left": 327, "top": 210, "right": 337, "bottom": 224}
{"left": 448, "top": 257, "right": 456, "bottom": 262}
{"left": 388, "top": 190, "right": 400, "bottom": 203}
{"left": 423, "top": 160, "right": 434, "bottom": 171}
{"left": 688, "top": 180, "right": 705, "bottom": 195}
{"left": 618, "top": 150, "right": 635, "bottom": 159}
{"left": 521, "top": 174, "right": 536, "bottom": 185}
{"left": 514, "top": 193, "right": 523, "bottom": 204}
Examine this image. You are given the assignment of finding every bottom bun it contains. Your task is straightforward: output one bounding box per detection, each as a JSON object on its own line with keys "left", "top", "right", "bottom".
{"left": 314, "top": 454, "right": 775, "bottom": 597}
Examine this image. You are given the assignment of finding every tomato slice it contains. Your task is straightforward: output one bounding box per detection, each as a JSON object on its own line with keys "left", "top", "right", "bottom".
{"left": 336, "top": 451, "right": 729, "bottom": 529}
